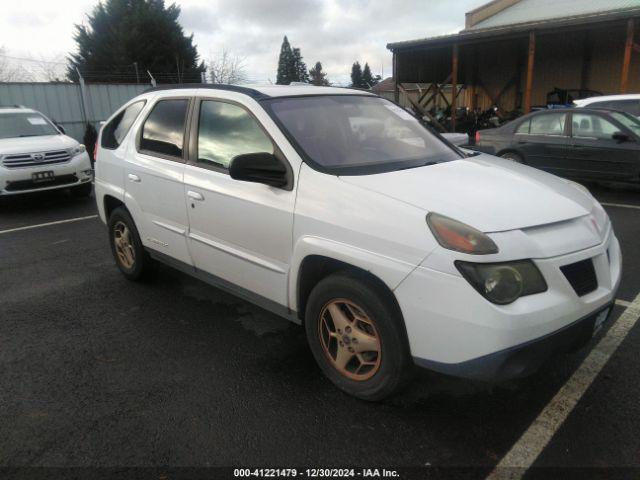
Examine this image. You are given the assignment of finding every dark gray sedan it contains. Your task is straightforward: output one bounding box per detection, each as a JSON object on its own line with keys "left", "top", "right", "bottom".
{"left": 472, "top": 108, "right": 640, "bottom": 185}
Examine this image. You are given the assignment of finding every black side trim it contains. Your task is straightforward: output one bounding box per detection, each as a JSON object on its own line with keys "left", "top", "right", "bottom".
{"left": 144, "top": 84, "right": 271, "bottom": 101}
{"left": 414, "top": 302, "right": 615, "bottom": 382}
{"left": 146, "top": 248, "right": 300, "bottom": 325}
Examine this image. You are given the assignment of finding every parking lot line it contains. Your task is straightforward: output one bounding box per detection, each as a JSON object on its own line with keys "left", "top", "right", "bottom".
{"left": 615, "top": 299, "right": 632, "bottom": 308}
{"left": 487, "top": 292, "right": 640, "bottom": 480}
{"left": 601, "top": 202, "right": 640, "bottom": 211}
{"left": 0, "top": 215, "right": 99, "bottom": 235}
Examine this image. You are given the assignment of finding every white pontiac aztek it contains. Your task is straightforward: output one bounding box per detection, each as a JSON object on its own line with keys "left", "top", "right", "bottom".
{"left": 94, "top": 85, "right": 621, "bottom": 400}
{"left": 0, "top": 106, "right": 93, "bottom": 197}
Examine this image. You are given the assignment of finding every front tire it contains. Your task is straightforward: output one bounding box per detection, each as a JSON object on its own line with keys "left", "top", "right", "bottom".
{"left": 305, "top": 272, "right": 412, "bottom": 401}
{"left": 108, "top": 207, "right": 150, "bottom": 281}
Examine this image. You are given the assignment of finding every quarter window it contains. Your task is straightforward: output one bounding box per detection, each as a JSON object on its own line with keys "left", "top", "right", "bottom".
{"left": 572, "top": 113, "right": 619, "bottom": 140}
{"left": 529, "top": 113, "right": 566, "bottom": 136}
{"left": 197, "top": 100, "right": 273, "bottom": 169}
{"left": 140, "top": 99, "right": 189, "bottom": 158}
{"left": 101, "top": 100, "right": 146, "bottom": 149}
{"left": 515, "top": 119, "right": 530, "bottom": 134}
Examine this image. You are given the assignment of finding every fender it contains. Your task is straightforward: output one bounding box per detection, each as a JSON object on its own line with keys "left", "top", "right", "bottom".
{"left": 288, "top": 235, "right": 421, "bottom": 312}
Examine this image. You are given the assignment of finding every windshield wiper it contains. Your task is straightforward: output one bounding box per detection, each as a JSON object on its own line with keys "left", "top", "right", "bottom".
{"left": 396, "top": 161, "right": 438, "bottom": 171}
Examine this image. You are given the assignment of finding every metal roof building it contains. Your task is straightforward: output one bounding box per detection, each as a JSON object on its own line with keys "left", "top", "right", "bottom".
{"left": 387, "top": 0, "right": 640, "bottom": 130}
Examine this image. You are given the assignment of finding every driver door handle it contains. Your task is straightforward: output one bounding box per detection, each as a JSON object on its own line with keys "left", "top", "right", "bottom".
{"left": 128, "top": 173, "right": 141, "bottom": 183}
{"left": 187, "top": 190, "right": 204, "bottom": 201}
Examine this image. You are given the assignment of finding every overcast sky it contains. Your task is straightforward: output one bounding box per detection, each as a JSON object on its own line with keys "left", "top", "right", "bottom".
{"left": 0, "top": 0, "right": 487, "bottom": 84}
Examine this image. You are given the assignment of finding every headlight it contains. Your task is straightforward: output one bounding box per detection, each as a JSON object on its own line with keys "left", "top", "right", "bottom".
{"left": 70, "top": 144, "right": 86, "bottom": 156}
{"left": 455, "top": 260, "right": 547, "bottom": 305}
{"left": 427, "top": 213, "right": 498, "bottom": 255}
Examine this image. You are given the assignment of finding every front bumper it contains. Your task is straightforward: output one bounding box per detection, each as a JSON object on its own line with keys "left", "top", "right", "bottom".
{"left": 414, "top": 303, "right": 614, "bottom": 381}
{"left": 395, "top": 226, "right": 622, "bottom": 381}
{"left": 0, "top": 152, "right": 92, "bottom": 195}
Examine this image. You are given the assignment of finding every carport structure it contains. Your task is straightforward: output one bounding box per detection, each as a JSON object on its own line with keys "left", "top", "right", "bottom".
{"left": 387, "top": 0, "right": 640, "bottom": 130}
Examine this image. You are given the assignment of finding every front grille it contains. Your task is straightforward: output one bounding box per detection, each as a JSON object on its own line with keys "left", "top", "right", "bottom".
{"left": 560, "top": 258, "right": 598, "bottom": 296}
{"left": 2, "top": 149, "right": 71, "bottom": 169}
{"left": 5, "top": 174, "right": 78, "bottom": 192}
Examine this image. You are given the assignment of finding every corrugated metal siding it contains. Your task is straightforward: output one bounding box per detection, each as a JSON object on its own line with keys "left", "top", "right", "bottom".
{"left": 470, "top": 0, "right": 640, "bottom": 29}
{"left": 0, "top": 83, "right": 148, "bottom": 142}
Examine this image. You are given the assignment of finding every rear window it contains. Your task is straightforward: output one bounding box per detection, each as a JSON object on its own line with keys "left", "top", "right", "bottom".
{"left": 139, "top": 99, "right": 189, "bottom": 158}
{"left": 101, "top": 100, "right": 146, "bottom": 149}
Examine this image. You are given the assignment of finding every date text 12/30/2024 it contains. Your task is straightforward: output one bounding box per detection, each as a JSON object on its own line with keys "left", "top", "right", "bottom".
{"left": 234, "top": 468, "right": 400, "bottom": 478}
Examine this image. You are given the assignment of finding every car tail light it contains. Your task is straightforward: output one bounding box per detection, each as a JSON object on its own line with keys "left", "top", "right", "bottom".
{"left": 474, "top": 131, "right": 480, "bottom": 144}
{"left": 93, "top": 143, "right": 98, "bottom": 162}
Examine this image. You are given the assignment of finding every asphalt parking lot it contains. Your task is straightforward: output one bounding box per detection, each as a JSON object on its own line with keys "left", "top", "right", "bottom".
{"left": 1, "top": 184, "right": 639, "bottom": 479}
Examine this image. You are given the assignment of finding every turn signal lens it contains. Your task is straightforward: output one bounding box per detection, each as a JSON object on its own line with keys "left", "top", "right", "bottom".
{"left": 427, "top": 213, "right": 498, "bottom": 255}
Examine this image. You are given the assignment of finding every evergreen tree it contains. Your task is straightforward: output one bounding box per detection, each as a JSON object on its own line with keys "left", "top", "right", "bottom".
{"left": 292, "top": 48, "right": 309, "bottom": 83}
{"left": 350, "top": 62, "right": 363, "bottom": 88}
{"left": 276, "top": 36, "right": 295, "bottom": 85}
{"left": 67, "top": 0, "right": 205, "bottom": 83}
{"left": 362, "top": 63, "right": 379, "bottom": 88}
{"left": 309, "top": 61, "right": 329, "bottom": 86}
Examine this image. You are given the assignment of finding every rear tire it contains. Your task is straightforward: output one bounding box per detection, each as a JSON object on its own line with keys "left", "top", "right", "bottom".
{"left": 304, "top": 272, "right": 412, "bottom": 401}
{"left": 108, "top": 207, "right": 151, "bottom": 281}
{"left": 71, "top": 182, "right": 92, "bottom": 198}
{"left": 500, "top": 152, "right": 523, "bottom": 163}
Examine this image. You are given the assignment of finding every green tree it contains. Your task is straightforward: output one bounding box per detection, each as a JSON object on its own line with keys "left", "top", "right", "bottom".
{"left": 292, "top": 48, "right": 309, "bottom": 83}
{"left": 361, "top": 63, "right": 380, "bottom": 88}
{"left": 276, "top": 36, "right": 296, "bottom": 85}
{"left": 350, "top": 61, "right": 363, "bottom": 88}
{"left": 309, "top": 61, "right": 329, "bottom": 86}
{"left": 67, "top": 0, "right": 205, "bottom": 83}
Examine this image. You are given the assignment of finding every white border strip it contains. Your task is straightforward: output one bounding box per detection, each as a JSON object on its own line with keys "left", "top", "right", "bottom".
{"left": 487, "top": 293, "right": 640, "bottom": 479}
{"left": 601, "top": 202, "right": 640, "bottom": 211}
{"left": 0, "top": 215, "right": 98, "bottom": 235}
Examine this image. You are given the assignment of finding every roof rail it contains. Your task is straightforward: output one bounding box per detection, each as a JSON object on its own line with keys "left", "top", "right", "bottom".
{"left": 143, "top": 83, "right": 270, "bottom": 100}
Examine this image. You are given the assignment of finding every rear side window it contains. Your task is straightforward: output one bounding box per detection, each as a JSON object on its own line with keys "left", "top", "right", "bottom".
{"left": 572, "top": 113, "right": 619, "bottom": 140}
{"left": 515, "top": 119, "right": 530, "bottom": 134}
{"left": 529, "top": 113, "right": 566, "bottom": 136}
{"left": 101, "top": 100, "right": 145, "bottom": 149}
{"left": 196, "top": 100, "right": 273, "bottom": 169}
{"left": 139, "top": 99, "right": 189, "bottom": 158}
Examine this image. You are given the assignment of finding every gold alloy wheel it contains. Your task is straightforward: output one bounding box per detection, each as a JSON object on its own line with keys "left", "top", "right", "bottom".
{"left": 113, "top": 221, "right": 136, "bottom": 269}
{"left": 318, "top": 299, "right": 382, "bottom": 381}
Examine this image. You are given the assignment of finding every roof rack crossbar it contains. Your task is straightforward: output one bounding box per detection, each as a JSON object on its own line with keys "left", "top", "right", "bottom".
{"left": 143, "top": 83, "right": 270, "bottom": 100}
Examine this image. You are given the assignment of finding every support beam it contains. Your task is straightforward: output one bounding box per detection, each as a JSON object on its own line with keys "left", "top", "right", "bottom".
{"left": 621, "top": 19, "right": 634, "bottom": 93}
{"left": 451, "top": 43, "right": 459, "bottom": 131}
{"left": 523, "top": 31, "right": 536, "bottom": 114}
{"left": 393, "top": 52, "right": 399, "bottom": 103}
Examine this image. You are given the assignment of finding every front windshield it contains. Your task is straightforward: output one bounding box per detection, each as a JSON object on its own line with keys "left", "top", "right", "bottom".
{"left": 265, "top": 95, "right": 461, "bottom": 174}
{"left": 0, "top": 112, "right": 60, "bottom": 139}
{"left": 610, "top": 111, "right": 640, "bottom": 137}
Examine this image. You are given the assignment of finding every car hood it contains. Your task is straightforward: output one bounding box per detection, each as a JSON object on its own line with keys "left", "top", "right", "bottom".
{"left": 339, "top": 154, "right": 595, "bottom": 232}
{"left": 0, "top": 135, "right": 77, "bottom": 155}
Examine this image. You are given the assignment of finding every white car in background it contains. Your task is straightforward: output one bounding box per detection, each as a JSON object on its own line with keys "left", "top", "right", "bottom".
{"left": 0, "top": 106, "right": 93, "bottom": 197}
{"left": 574, "top": 94, "right": 640, "bottom": 117}
{"left": 95, "top": 85, "right": 621, "bottom": 400}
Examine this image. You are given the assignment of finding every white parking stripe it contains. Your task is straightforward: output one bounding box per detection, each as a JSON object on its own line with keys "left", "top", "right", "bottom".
{"left": 615, "top": 299, "right": 633, "bottom": 308}
{"left": 601, "top": 202, "right": 640, "bottom": 211}
{"left": 0, "top": 215, "right": 98, "bottom": 235}
{"left": 487, "top": 293, "right": 640, "bottom": 480}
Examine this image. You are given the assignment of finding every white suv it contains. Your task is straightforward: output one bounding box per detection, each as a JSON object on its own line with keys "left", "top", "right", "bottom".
{"left": 95, "top": 85, "right": 621, "bottom": 400}
{"left": 0, "top": 106, "right": 93, "bottom": 197}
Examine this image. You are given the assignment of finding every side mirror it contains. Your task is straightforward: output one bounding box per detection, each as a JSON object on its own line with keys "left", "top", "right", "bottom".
{"left": 55, "top": 123, "right": 66, "bottom": 135}
{"left": 612, "top": 131, "right": 630, "bottom": 143}
{"left": 229, "top": 152, "right": 289, "bottom": 188}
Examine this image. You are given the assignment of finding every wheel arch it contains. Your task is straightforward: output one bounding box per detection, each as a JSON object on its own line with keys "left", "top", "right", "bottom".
{"left": 104, "top": 194, "right": 126, "bottom": 220}
{"left": 496, "top": 148, "right": 525, "bottom": 161}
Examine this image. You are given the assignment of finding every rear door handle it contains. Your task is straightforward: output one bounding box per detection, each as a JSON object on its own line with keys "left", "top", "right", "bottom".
{"left": 187, "top": 190, "right": 204, "bottom": 201}
{"left": 128, "top": 174, "right": 141, "bottom": 183}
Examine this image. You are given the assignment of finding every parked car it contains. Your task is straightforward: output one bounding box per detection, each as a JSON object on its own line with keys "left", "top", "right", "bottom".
{"left": 472, "top": 108, "right": 640, "bottom": 185}
{"left": 0, "top": 105, "right": 93, "bottom": 197}
{"left": 95, "top": 86, "right": 621, "bottom": 400}
{"left": 574, "top": 94, "right": 640, "bottom": 117}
